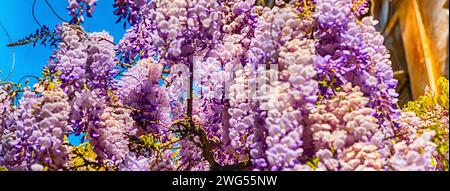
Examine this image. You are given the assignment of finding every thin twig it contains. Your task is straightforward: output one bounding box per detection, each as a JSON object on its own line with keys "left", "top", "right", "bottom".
{"left": 44, "top": 0, "right": 69, "bottom": 23}
{"left": 18, "top": 75, "right": 40, "bottom": 85}
{"left": 0, "top": 21, "right": 15, "bottom": 81}
{"left": 32, "top": 0, "right": 43, "bottom": 28}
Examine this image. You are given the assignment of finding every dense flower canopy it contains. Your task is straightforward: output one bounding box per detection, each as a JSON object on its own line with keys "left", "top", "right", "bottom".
{"left": 0, "top": 0, "right": 448, "bottom": 171}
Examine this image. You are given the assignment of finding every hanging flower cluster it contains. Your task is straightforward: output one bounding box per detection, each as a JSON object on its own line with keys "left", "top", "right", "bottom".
{"left": 0, "top": 0, "right": 448, "bottom": 171}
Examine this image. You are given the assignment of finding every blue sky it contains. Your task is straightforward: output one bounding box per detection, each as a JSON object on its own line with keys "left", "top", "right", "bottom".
{"left": 0, "top": 0, "right": 127, "bottom": 145}
{"left": 0, "top": 0, "right": 127, "bottom": 84}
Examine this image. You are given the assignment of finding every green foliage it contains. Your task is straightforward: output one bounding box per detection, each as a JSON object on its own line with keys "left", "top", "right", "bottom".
{"left": 404, "top": 77, "right": 449, "bottom": 171}
{"left": 438, "top": 77, "right": 449, "bottom": 108}
{"left": 405, "top": 77, "right": 449, "bottom": 116}
{"left": 70, "top": 142, "right": 105, "bottom": 171}
{"left": 306, "top": 157, "right": 321, "bottom": 170}
{"left": 139, "top": 134, "right": 161, "bottom": 151}
{"left": 140, "top": 134, "right": 155, "bottom": 148}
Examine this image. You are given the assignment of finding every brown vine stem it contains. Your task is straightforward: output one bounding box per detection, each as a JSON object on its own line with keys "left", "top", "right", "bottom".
{"left": 71, "top": 149, "right": 105, "bottom": 170}
{"left": 177, "top": 56, "right": 252, "bottom": 171}
{"left": 183, "top": 55, "right": 220, "bottom": 169}
{"left": 383, "top": 131, "right": 409, "bottom": 141}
